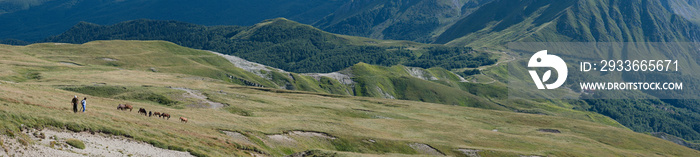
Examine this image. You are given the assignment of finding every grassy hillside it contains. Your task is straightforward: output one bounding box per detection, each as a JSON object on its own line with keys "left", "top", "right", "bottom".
{"left": 15, "top": 40, "right": 631, "bottom": 134}
{"left": 25, "top": 39, "right": 700, "bottom": 151}
{"left": 12, "top": 40, "right": 496, "bottom": 110}
{"left": 0, "top": 40, "right": 698, "bottom": 156}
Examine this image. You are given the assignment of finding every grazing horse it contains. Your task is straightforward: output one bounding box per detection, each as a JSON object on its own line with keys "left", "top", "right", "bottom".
{"left": 148, "top": 111, "right": 152, "bottom": 117}
{"left": 161, "top": 113, "right": 171, "bottom": 120}
{"left": 180, "top": 117, "right": 188, "bottom": 123}
{"left": 153, "top": 112, "right": 161, "bottom": 117}
{"left": 117, "top": 104, "right": 133, "bottom": 111}
{"left": 138, "top": 108, "right": 147, "bottom": 116}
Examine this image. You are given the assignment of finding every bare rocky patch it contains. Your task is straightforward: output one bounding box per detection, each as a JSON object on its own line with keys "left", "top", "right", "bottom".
{"left": 100, "top": 57, "right": 118, "bottom": 61}
{"left": 305, "top": 71, "right": 354, "bottom": 85}
{"left": 376, "top": 86, "right": 396, "bottom": 99}
{"left": 287, "top": 131, "right": 336, "bottom": 140}
{"left": 212, "top": 51, "right": 356, "bottom": 88}
{"left": 408, "top": 143, "right": 445, "bottom": 156}
{"left": 171, "top": 87, "right": 226, "bottom": 108}
{"left": 222, "top": 131, "right": 254, "bottom": 145}
{"left": 405, "top": 67, "right": 438, "bottom": 81}
{"left": 537, "top": 128, "right": 561, "bottom": 133}
{"left": 265, "top": 131, "right": 336, "bottom": 146}
{"left": 457, "top": 148, "right": 481, "bottom": 157}
{"left": 267, "top": 134, "right": 297, "bottom": 146}
{"left": 59, "top": 61, "right": 82, "bottom": 66}
{"left": 0, "top": 128, "right": 192, "bottom": 157}
{"left": 210, "top": 51, "right": 282, "bottom": 79}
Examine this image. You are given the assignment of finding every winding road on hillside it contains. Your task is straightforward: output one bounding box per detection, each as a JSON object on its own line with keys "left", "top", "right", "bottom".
{"left": 468, "top": 51, "right": 516, "bottom": 84}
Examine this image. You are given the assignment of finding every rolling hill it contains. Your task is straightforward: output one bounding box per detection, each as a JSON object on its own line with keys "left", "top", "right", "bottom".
{"left": 0, "top": 40, "right": 698, "bottom": 156}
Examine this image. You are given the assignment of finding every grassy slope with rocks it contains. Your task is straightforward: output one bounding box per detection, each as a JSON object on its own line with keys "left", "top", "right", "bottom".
{"left": 0, "top": 40, "right": 697, "bottom": 156}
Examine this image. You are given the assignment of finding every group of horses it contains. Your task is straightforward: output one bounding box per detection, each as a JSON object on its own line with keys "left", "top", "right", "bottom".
{"left": 117, "top": 104, "right": 188, "bottom": 123}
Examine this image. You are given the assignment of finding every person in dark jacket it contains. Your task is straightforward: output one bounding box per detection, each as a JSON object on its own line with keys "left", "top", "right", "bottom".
{"left": 71, "top": 95, "right": 79, "bottom": 113}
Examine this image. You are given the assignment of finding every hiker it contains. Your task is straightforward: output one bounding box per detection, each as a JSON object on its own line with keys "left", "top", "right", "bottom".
{"left": 71, "top": 95, "right": 79, "bottom": 113}
{"left": 81, "top": 97, "right": 87, "bottom": 112}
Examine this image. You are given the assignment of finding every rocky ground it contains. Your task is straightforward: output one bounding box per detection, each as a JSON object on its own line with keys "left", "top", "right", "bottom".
{"left": 0, "top": 128, "right": 192, "bottom": 157}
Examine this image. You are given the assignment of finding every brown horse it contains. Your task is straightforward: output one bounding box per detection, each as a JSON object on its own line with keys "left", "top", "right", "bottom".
{"left": 153, "top": 112, "right": 161, "bottom": 117}
{"left": 117, "top": 104, "right": 133, "bottom": 111}
{"left": 180, "top": 117, "right": 188, "bottom": 123}
{"left": 138, "top": 108, "right": 147, "bottom": 116}
{"left": 160, "top": 113, "right": 171, "bottom": 120}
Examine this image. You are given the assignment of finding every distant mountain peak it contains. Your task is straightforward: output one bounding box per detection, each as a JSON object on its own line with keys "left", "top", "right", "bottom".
{"left": 435, "top": 0, "right": 700, "bottom": 46}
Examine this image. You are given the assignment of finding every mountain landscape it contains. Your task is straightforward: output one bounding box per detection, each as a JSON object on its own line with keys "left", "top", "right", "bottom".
{"left": 0, "top": 0, "right": 350, "bottom": 41}
{"left": 0, "top": 40, "right": 698, "bottom": 156}
{"left": 1, "top": 0, "right": 700, "bottom": 156}
{"left": 41, "top": 18, "right": 496, "bottom": 73}
{"left": 4, "top": 0, "right": 700, "bottom": 45}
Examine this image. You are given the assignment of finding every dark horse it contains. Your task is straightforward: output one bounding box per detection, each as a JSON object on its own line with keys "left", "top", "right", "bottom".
{"left": 117, "top": 104, "right": 133, "bottom": 111}
{"left": 138, "top": 108, "right": 147, "bottom": 116}
{"left": 160, "top": 113, "right": 171, "bottom": 120}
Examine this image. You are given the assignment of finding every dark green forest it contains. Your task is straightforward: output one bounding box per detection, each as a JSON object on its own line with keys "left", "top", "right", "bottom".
{"left": 583, "top": 99, "right": 700, "bottom": 143}
{"left": 41, "top": 19, "right": 495, "bottom": 73}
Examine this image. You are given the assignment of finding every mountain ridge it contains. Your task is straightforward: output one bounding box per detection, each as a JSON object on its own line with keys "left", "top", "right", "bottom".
{"left": 436, "top": 0, "right": 700, "bottom": 46}
{"left": 0, "top": 0, "right": 351, "bottom": 41}
{"left": 5, "top": 0, "right": 699, "bottom": 45}
{"left": 313, "top": 0, "right": 495, "bottom": 43}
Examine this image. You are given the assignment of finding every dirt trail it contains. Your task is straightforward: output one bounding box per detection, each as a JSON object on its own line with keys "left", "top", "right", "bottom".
{"left": 172, "top": 87, "right": 225, "bottom": 108}
{"left": 470, "top": 51, "right": 516, "bottom": 84}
